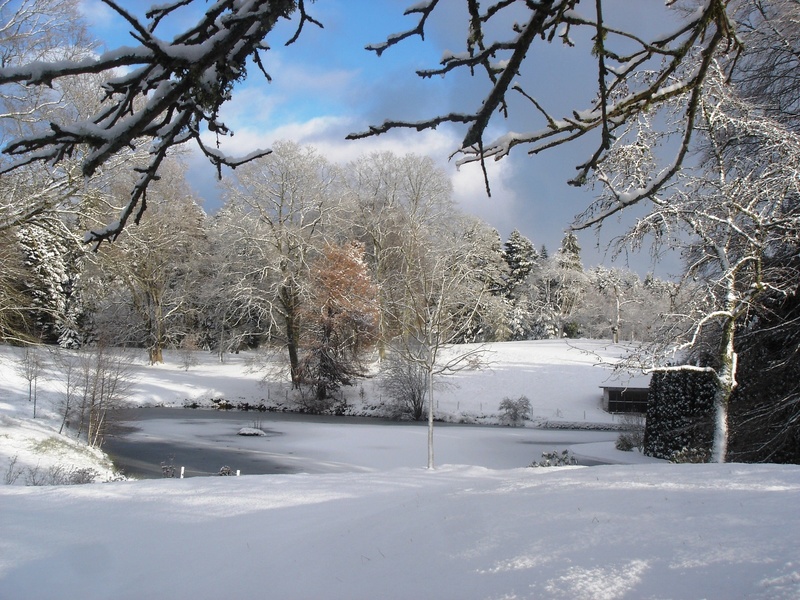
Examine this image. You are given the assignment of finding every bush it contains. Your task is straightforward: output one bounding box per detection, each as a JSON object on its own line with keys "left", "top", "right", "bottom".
{"left": 615, "top": 434, "right": 636, "bottom": 451}
{"left": 529, "top": 449, "right": 578, "bottom": 467}
{"left": 7, "top": 462, "right": 100, "bottom": 486}
{"left": 669, "top": 447, "right": 710, "bottom": 464}
{"left": 380, "top": 353, "right": 428, "bottom": 421}
{"left": 161, "top": 457, "right": 176, "bottom": 478}
{"left": 499, "top": 395, "right": 532, "bottom": 426}
{"left": 563, "top": 321, "right": 581, "bottom": 339}
{"left": 644, "top": 369, "right": 716, "bottom": 460}
{"left": 615, "top": 414, "right": 645, "bottom": 451}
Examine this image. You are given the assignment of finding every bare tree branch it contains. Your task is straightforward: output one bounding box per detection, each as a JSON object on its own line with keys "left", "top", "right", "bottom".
{"left": 353, "top": 0, "right": 740, "bottom": 219}
{"left": 0, "top": 0, "right": 303, "bottom": 244}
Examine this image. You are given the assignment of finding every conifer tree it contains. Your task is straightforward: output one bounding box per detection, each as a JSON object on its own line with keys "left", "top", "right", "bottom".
{"left": 556, "top": 232, "right": 583, "bottom": 272}
{"left": 502, "top": 230, "right": 537, "bottom": 298}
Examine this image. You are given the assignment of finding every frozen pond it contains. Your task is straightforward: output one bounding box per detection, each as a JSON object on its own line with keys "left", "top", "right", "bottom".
{"left": 104, "top": 408, "right": 620, "bottom": 478}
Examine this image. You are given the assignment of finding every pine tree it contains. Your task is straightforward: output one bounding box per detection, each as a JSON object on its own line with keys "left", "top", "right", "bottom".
{"left": 15, "top": 222, "right": 85, "bottom": 345}
{"left": 501, "top": 230, "right": 539, "bottom": 340}
{"left": 556, "top": 232, "right": 582, "bottom": 271}
{"left": 503, "top": 230, "right": 537, "bottom": 297}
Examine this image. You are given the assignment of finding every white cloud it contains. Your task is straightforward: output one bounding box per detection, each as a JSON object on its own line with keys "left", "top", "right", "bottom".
{"left": 197, "top": 112, "right": 521, "bottom": 231}
{"left": 78, "top": 0, "right": 117, "bottom": 30}
{"left": 451, "top": 158, "right": 520, "bottom": 235}
{"left": 201, "top": 114, "right": 459, "bottom": 165}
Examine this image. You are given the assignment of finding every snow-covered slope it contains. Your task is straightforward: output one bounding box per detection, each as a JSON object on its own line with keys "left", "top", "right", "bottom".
{"left": 1, "top": 464, "right": 798, "bottom": 600}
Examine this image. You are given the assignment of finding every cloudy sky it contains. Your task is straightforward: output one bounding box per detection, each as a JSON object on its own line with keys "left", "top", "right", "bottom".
{"left": 79, "top": 0, "right": 684, "bottom": 276}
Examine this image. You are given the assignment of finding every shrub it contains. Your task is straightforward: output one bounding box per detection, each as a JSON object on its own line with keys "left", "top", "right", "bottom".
{"left": 643, "top": 369, "right": 716, "bottom": 460}
{"left": 615, "top": 414, "right": 645, "bottom": 451}
{"left": 4, "top": 455, "right": 23, "bottom": 485}
{"left": 499, "top": 395, "right": 532, "bottom": 426}
{"left": 529, "top": 449, "right": 578, "bottom": 467}
{"left": 669, "top": 447, "right": 711, "bottom": 464}
{"left": 615, "top": 434, "right": 636, "bottom": 451}
{"left": 161, "top": 456, "right": 176, "bottom": 478}
{"left": 380, "top": 353, "right": 428, "bottom": 421}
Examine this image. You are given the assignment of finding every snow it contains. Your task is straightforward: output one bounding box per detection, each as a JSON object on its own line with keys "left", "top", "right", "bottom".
{"left": 0, "top": 340, "right": 798, "bottom": 599}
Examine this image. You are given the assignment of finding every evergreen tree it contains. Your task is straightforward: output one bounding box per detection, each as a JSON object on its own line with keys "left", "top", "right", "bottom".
{"left": 15, "top": 221, "right": 85, "bottom": 345}
{"left": 499, "top": 230, "right": 539, "bottom": 340}
{"left": 452, "top": 220, "right": 511, "bottom": 342}
{"left": 556, "top": 232, "right": 582, "bottom": 271}
{"left": 502, "top": 230, "right": 537, "bottom": 298}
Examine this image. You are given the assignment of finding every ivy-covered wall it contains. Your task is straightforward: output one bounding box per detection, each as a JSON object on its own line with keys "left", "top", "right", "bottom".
{"left": 643, "top": 369, "right": 718, "bottom": 460}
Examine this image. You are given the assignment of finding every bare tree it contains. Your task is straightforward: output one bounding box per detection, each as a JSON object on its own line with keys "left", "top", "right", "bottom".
{"left": 392, "top": 217, "right": 489, "bottom": 469}
{"left": 16, "top": 345, "right": 43, "bottom": 417}
{"left": 70, "top": 345, "right": 133, "bottom": 448}
{"left": 0, "top": 0, "right": 315, "bottom": 243}
{"left": 342, "top": 152, "right": 455, "bottom": 359}
{"left": 733, "top": 0, "right": 800, "bottom": 128}
{"left": 380, "top": 350, "right": 429, "bottom": 421}
{"left": 90, "top": 159, "right": 207, "bottom": 363}
{"left": 352, "top": 1, "right": 739, "bottom": 208}
{"left": 219, "top": 141, "right": 339, "bottom": 384}
{"left": 580, "top": 267, "right": 645, "bottom": 343}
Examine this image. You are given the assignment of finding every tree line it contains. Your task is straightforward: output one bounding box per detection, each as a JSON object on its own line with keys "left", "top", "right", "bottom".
{"left": 2, "top": 138, "right": 674, "bottom": 385}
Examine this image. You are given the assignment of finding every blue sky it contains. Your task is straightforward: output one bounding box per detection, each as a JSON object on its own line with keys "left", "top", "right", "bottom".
{"left": 79, "top": 0, "right": 683, "bottom": 276}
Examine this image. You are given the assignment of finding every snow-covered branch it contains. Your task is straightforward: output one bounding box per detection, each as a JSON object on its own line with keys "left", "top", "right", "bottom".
{"left": 353, "top": 0, "right": 738, "bottom": 207}
{"left": 0, "top": 0, "right": 302, "bottom": 244}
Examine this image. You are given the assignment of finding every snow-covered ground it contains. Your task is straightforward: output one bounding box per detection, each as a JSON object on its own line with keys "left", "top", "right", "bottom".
{"left": 1, "top": 340, "right": 798, "bottom": 599}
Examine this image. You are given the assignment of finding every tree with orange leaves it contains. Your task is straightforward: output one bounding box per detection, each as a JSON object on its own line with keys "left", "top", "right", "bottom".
{"left": 299, "top": 242, "right": 379, "bottom": 408}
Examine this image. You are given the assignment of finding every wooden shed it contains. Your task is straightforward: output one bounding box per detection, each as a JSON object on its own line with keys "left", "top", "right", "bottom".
{"left": 601, "top": 377, "right": 651, "bottom": 414}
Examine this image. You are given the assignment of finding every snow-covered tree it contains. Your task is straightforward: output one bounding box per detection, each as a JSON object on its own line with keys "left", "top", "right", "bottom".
{"left": 596, "top": 61, "right": 800, "bottom": 462}
{"left": 502, "top": 230, "right": 537, "bottom": 297}
{"left": 91, "top": 161, "right": 207, "bottom": 363}
{"left": 391, "top": 219, "right": 489, "bottom": 469}
{"left": 342, "top": 151, "right": 455, "bottom": 356}
{"left": 196, "top": 205, "right": 271, "bottom": 360}
{"left": 500, "top": 229, "right": 541, "bottom": 341}
{"left": 580, "top": 267, "right": 643, "bottom": 343}
{"left": 527, "top": 232, "right": 588, "bottom": 338}
{"left": 556, "top": 232, "right": 583, "bottom": 272}
{"left": 458, "top": 219, "right": 512, "bottom": 342}
{"left": 15, "top": 219, "right": 86, "bottom": 345}
{"left": 219, "top": 141, "right": 339, "bottom": 384}
{"left": 352, "top": 1, "right": 739, "bottom": 209}
{"left": 0, "top": 229, "right": 31, "bottom": 342}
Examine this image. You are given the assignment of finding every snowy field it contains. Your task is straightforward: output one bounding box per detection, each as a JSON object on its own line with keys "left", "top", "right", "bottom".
{"left": 0, "top": 340, "right": 799, "bottom": 599}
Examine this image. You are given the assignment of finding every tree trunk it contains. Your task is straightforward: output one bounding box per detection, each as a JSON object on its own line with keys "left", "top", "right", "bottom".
{"left": 427, "top": 369, "right": 435, "bottom": 469}
{"left": 149, "top": 295, "right": 166, "bottom": 364}
{"left": 149, "top": 346, "right": 163, "bottom": 364}
{"left": 281, "top": 284, "right": 301, "bottom": 386}
{"left": 711, "top": 307, "right": 737, "bottom": 463}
